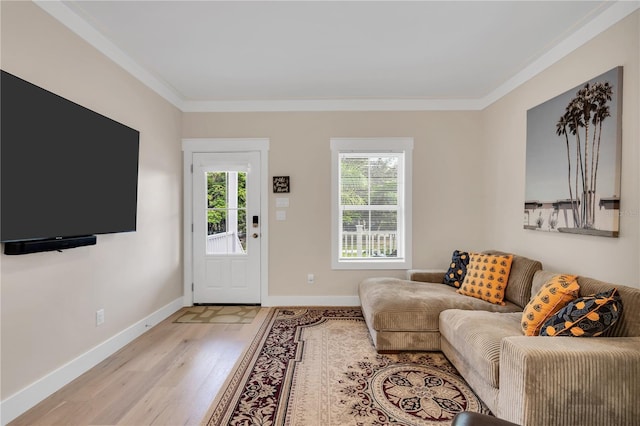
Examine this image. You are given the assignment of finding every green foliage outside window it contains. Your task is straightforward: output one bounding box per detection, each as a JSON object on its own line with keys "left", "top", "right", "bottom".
{"left": 207, "top": 172, "right": 246, "bottom": 234}
{"left": 340, "top": 155, "right": 398, "bottom": 232}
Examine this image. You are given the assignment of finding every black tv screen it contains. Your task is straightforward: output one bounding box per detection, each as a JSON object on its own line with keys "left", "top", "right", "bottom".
{"left": 1, "top": 70, "right": 140, "bottom": 243}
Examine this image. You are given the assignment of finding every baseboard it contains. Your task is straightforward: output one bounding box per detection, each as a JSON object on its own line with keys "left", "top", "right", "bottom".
{"left": 262, "top": 295, "right": 361, "bottom": 307}
{"left": 0, "top": 297, "right": 184, "bottom": 426}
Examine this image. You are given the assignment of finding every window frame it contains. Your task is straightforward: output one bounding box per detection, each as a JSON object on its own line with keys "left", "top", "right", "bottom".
{"left": 330, "top": 137, "right": 413, "bottom": 270}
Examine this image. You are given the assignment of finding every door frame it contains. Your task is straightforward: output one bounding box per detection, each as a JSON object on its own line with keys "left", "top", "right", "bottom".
{"left": 182, "top": 138, "right": 269, "bottom": 306}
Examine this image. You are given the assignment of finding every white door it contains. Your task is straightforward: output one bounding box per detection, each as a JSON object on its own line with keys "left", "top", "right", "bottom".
{"left": 192, "top": 152, "right": 261, "bottom": 304}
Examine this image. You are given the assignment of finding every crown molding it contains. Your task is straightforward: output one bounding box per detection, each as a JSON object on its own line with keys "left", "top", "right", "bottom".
{"left": 180, "top": 98, "right": 485, "bottom": 112}
{"left": 36, "top": 0, "right": 639, "bottom": 113}
{"left": 34, "top": 0, "right": 186, "bottom": 110}
{"left": 480, "top": 0, "right": 640, "bottom": 109}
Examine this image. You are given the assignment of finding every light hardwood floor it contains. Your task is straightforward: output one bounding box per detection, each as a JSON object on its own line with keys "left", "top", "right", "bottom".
{"left": 9, "top": 307, "right": 271, "bottom": 426}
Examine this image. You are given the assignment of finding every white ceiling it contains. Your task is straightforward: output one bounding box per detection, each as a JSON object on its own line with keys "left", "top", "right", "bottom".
{"left": 37, "top": 1, "right": 639, "bottom": 111}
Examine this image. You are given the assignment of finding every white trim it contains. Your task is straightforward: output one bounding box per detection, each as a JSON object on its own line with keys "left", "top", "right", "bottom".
{"left": 33, "top": 1, "right": 185, "bottom": 110}
{"left": 182, "top": 148, "right": 194, "bottom": 306}
{"left": 330, "top": 137, "right": 413, "bottom": 270}
{"left": 181, "top": 138, "right": 270, "bottom": 307}
{"left": 263, "top": 295, "right": 361, "bottom": 307}
{"left": 181, "top": 98, "right": 485, "bottom": 112}
{"left": 0, "top": 297, "right": 183, "bottom": 426}
{"left": 35, "top": 1, "right": 639, "bottom": 112}
{"left": 482, "top": 1, "right": 640, "bottom": 108}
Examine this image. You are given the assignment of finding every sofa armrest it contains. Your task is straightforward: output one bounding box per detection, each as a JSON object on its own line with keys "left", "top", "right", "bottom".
{"left": 498, "top": 336, "right": 640, "bottom": 426}
{"left": 406, "top": 269, "right": 446, "bottom": 283}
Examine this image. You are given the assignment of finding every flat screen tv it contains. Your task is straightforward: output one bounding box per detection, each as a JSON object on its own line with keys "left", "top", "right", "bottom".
{"left": 1, "top": 70, "right": 140, "bottom": 252}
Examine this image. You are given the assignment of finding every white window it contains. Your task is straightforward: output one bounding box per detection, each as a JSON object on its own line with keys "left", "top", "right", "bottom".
{"left": 331, "top": 138, "right": 413, "bottom": 270}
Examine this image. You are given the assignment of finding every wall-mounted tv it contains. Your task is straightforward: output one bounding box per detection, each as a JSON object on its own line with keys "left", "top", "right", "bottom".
{"left": 1, "top": 70, "right": 140, "bottom": 254}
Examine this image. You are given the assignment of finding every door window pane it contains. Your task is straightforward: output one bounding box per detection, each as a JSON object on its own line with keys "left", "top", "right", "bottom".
{"left": 206, "top": 171, "right": 247, "bottom": 255}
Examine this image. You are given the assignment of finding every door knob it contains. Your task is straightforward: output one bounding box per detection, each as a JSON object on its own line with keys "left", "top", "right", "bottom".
{"left": 252, "top": 233, "right": 259, "bottom": 238}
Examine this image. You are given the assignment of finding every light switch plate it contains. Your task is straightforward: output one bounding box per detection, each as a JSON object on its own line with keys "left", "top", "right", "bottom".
{"left": 276, "top": 197, "right": 289, "bottom": 208}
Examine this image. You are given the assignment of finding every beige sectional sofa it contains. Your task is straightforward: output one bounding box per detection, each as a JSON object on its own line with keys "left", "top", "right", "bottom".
{"left": 358, "top": 251, "right": 640, "bottom": 426}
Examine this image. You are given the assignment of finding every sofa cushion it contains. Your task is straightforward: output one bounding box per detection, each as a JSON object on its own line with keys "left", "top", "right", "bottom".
{"left": 440, "top": 310, "right": 523, "bottom": 388}
{"left": 521, "top": 274, "right": 580, "bottom": 336}
{"left": 529, "top": 270, "right": 558, "bottom": 297}
{"left": 443, "top": 250, "right": 470, "bottom": 288}
{"left": 541, "top": 288, "right": 623, "bottom": 337}
{"left": 408, "top": 269, "right": 446, "bottom": 283}
{"left": 458, "top": 253, "right": 513, "bottom": 305}
{"left": 359, "top": 277, "right": 522, "bottom": 333}
{"left": 483, "top": 250, "right": 543, "bottom": 309}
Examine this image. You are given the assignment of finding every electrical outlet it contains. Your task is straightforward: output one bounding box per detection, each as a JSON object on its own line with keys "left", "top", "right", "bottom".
{"left": 307, "top": 273, "right": 314, "bottom": 284}
{"left": 96, "top": 309, "right": 105, "bottom": 326}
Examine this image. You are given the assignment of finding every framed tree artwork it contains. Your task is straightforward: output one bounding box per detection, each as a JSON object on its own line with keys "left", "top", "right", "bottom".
{"left": 524, "top": 66, "right": 623, "bottom": 237}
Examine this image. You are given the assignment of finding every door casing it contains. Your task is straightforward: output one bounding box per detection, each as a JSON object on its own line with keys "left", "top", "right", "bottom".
{"left": 182, "top": 138, "right": 269, "bottom": 306}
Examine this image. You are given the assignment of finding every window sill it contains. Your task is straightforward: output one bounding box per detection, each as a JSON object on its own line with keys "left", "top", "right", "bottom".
{"left": 332, "top": 258, "right": 412, "bottom": 270}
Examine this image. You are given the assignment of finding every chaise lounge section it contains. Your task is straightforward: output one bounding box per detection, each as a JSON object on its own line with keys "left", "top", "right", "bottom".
{"left": 358, "top": 251, "right": 542, "bottom": 352}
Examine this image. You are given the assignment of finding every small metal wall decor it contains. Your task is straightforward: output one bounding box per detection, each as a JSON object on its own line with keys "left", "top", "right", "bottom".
{"left": 273, "top": 176, "right": 290, "bottom": 193}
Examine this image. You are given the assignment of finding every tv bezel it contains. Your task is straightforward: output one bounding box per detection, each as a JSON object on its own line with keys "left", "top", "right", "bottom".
{"left": 0, "top": 70, "right": 140, "bottom": 249}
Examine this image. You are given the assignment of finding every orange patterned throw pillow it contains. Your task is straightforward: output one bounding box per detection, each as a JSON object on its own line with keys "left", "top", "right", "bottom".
{"left": 521, "top": 274, "right": 580, "bottom": 336}
{"left": 457, "top": 253, "right": 513, "bottom": 305}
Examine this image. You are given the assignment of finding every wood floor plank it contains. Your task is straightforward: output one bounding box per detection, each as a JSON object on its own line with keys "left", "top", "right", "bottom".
{"left": 8, "top": 307, "right": 270, "bottom": 426}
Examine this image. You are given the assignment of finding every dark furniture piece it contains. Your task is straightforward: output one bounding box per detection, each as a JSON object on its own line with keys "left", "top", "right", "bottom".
{"left": 452, "top": 412, "right": 519, "bottom": 426}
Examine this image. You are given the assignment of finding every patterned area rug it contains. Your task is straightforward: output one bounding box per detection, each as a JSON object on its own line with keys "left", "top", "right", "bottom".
{"left": 173, "top": 305, "right": 260, "bottom": 324}
{"left": 203, "top": 307, "right": 490, "bottom": 425}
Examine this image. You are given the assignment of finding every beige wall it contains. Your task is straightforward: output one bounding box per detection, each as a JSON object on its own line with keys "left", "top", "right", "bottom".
{"left": 183, "top": 111, "right": 487, "bottom": 296}
{"left": 184, "top": 11, "right": 640, "bottom": 293}
{"left": 481, "top": 11, "right": 640, "bottom": 287}
{"left": 1, "top": 2, "right": 183, "bottom": 398}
